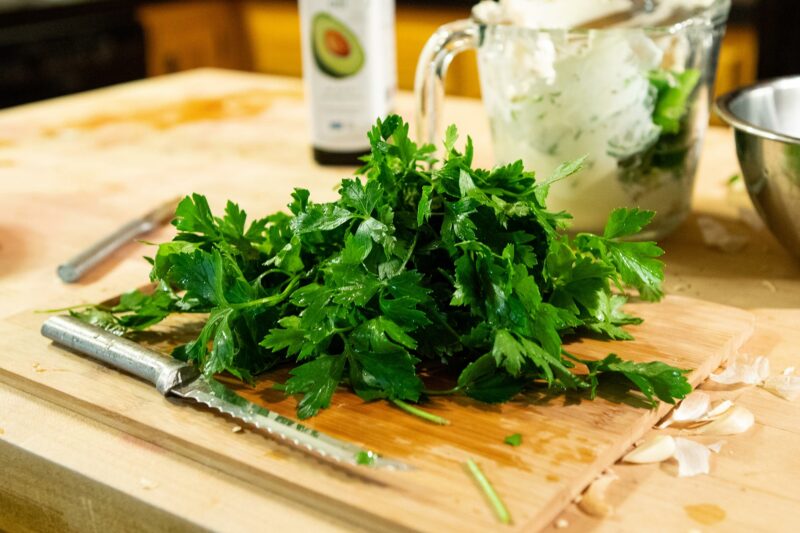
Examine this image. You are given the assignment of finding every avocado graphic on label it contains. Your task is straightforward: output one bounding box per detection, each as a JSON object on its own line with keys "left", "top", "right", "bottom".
{"left": 312, "top": 13, "right": 365, "bottom": 78}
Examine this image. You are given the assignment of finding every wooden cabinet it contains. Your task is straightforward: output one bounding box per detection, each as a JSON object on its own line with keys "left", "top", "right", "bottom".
{"left": 239, "top": 1, "right": 478, "bottom": 95}
{"left": 394, "top": 5, "right": 478, "bottom": 96}
{"left": 240, "top": 1, "right": 302, "bottom": 77}
{"left": 713, "top": 25, "right": 758, "bottom": 124}
{"left": 138, "top": 1, "right": 249, "bottom": 76}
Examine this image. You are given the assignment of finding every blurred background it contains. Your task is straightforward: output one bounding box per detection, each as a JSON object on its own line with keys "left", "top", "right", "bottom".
{"left": 0, "top": 0, "right": 795, "bottom": 111}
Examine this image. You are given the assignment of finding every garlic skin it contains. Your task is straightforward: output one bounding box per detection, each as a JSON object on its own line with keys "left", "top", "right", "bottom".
{"left": 691, "top": 405, "right": 755, "bottom": 436}
{"left": 710, "top": 355, "right": 770, "bottom": 386}
{"left": 761, "top": 368, "right": 800, "bottom": 402}
{"left": 622, "top": 435, "right": 676, "bottom": 464}
{"left": 697, "top": 216, "right": 749, "bottom": 253}
{"left": 673, "top": 438, "right": 711, "bottom": 477}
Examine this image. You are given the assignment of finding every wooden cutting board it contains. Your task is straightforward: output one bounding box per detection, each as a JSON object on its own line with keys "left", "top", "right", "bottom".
{"left": 0, "top": 295, "right": 753, "bottom": 531}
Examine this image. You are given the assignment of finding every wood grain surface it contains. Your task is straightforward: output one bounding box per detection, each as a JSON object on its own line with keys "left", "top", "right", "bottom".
{"left": 0, "top": 70, "right": 798, "bottom": 532}
{"left": 1, "top": 294, "right": 753, "bottom": 532}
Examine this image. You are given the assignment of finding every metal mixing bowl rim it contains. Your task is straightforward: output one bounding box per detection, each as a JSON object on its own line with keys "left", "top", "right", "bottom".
{"left": 715, "top": 76, "right": 800, "bottom": 145}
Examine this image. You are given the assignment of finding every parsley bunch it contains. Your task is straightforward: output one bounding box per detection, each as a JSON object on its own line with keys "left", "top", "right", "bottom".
{"left": 73, "top": 115, "right": 690, "bottom": 419}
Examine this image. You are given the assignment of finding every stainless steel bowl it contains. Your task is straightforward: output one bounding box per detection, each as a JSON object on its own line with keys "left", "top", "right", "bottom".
{"left": 716, "top": 77, "right": 800, "bottom": 260}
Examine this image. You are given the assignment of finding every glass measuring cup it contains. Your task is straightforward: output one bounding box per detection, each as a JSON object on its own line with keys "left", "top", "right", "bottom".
{"left": 415, "top": 0, "right": 731, "bottom": 237}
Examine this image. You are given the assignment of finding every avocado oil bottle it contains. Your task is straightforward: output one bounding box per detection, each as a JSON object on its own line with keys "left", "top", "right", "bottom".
{"left": 299, "top": 0, "right": 396, "bottom": 165}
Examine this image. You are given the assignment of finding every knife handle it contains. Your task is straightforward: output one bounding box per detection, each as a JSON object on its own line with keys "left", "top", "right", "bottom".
{"left": 57, "top": 219, "right": 154, "bottom": 283}
{"left": 41, "top": 315, "right": 199, "bottom": 395}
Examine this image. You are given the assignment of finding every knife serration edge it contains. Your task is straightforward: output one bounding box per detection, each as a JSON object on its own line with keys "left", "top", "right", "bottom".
{"left": 172, "top": 376, "right": 412, "bottom": 471}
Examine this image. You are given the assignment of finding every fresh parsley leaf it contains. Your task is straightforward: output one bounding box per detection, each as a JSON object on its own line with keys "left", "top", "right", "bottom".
{"left": 69, "top": 308, "right": 126, "bottom": 336}
{"left": 458, "top": 354, "right": 527, "bottom": 404}
{"left": 350, "top": 348, "right": 423, "bottom": 403}
{"left": 606, "top": 241, "right": 665, "bottom": 301}
{"left": 417, "top": 185, "right": 433, "bottom": 227}
{"left": 576, "top": 208, "right": 665, "bottom": 301}
{"left": 283, "top": 354, "right": 345, "bottom": 419}
{"left": 576, "top": 353, "right": 692, "bottom": 406}
{"left": 69, "top": 115, "right": 687, "bottom": 420}
{"left": 504, "top": 433, "right": 522, "bottom": 446}
{"left": 603, "top": 208, "right": 656, "bottom": 240}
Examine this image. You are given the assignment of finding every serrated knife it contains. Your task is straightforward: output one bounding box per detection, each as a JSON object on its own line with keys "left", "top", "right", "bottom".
{"left": 41, "top": 315, "right": 410, "bottom": 471}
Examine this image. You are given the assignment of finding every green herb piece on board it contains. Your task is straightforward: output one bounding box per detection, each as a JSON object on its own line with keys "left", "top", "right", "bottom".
{"left": 466, "top": 458, "right": 512, "bottom": 524}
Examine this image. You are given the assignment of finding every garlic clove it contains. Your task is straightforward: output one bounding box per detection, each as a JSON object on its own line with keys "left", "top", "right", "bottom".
{"left": 680, "top": 400, "right": 734, "bottom": 429}
{"left": 622, "top": 435, "right": 676, "bottom": 464}
{"left": 705, "top": 399, "right": 734, "bottom": 419}
{"left": 662, "top": 396, "right": 731, "bottom": 429}
{"left": 578, "top": 470, "right": 618, "bottom": 517}
{"left": 691, "top": 405, "right": 754, "bottom": 436}
{"left": 673, "top": 437, "right": 711, "bottom": 477}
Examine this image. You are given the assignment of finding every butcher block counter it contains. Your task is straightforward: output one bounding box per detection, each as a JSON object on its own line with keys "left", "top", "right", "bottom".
{"left": 1, "top": 69, "right": 799, "bottom": 532}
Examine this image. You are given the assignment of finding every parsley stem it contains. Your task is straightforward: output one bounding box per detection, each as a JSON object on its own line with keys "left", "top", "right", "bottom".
{"left": 231, "top": 275, "right": 300, "bottom": 310}
{"left": 391, "top": 399, "right": 450, "bottom": 425}
{"left": 398, "top": 233, "right": 418, "bottom": 273}
{"left": 465, "top": 459, "right": 512, "bottom": 525}
{"left": 433, "top": 318, "right": 461, "bottom": 342}
{"left": 424, "top": 387, "right": 460, "bottom": 396}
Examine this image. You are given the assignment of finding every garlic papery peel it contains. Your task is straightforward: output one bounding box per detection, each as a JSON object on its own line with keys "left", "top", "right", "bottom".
{"left": 710, "top": 355, "right": 770, "bottom": 386}
{"left": 697, "top": 216, "right": 749, "bottom": 253}
{"left": 578, "top": 470, "right": 618, "bottom": 517}
{"left": 761, "top": 368, "right": 800, "bottom": 401}
{"left": 691, "top": 405, "right": 755, "bottom": 436}
{"left": 673, "top": 391, "right": 711, "bottom": 422}
{"left": 673, "top": 438, "right": 711, "bottom": 477}
{"left": 707, "top": 440, "right": 726, "bottom": 454}
{"left": 622, "top": 435, "right": 676, "bottom": 464}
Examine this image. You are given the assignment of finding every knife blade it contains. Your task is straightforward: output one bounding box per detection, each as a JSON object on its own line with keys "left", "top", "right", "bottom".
{"left": 41, "top": 315, "right": 410, "bottom": 471}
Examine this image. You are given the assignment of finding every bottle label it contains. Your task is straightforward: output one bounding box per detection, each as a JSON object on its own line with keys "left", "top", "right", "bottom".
{"left": 299, "top": 0, "right": 396, "bottom": 152}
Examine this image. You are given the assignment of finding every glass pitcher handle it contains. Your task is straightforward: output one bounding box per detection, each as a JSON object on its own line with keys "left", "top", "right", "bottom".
{"left": 414, "top": 19, "right": 480, "bottom": 146}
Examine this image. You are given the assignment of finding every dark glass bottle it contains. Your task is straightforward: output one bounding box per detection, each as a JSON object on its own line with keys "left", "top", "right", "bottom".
{"left": 312, "top": 147, "right": 368, "bottom": 166}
